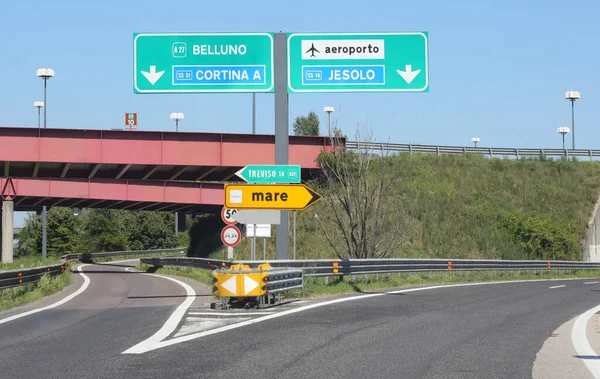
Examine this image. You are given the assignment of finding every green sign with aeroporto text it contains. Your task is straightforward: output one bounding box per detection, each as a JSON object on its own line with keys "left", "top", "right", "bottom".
{"left": 287, "top": 32, "right": 428, "bottom": 93}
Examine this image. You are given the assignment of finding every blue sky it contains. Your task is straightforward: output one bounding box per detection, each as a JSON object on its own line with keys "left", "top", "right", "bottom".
{"left": 1, "top": 0, "right": 598, "bottom": 226}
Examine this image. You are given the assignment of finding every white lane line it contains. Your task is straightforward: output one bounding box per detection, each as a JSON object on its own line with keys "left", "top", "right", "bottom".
{"left": 122, "top": 273, "right": 196, "bottom": 354}
{"left": 549, "top": 285, "right": 566, "bottom": 289}
{"left": 188, "top": 312, "right": 274, "bottom": 316}
{"left": 572, "top": 303, "right": 600, "bottom": 378}
{"left": 127, "top": 277, "right": 598, "bottom": 354}
{"left": 0, "top": 264, "right": 91, "bottom": 326}
{"left": 585, "top": 282, "right": 600, "bottom": 285}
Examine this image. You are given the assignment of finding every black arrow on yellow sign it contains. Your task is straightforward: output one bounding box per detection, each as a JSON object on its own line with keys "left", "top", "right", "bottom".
{"left": 224, "top": 184, "right": 323, "bottom": 210}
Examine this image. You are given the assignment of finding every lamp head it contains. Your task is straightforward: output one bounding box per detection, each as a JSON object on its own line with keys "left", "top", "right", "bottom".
{"left": 565, "top": 91, "right": 580, "bottom": 100}
{"left": 36, "top": 68, "right": 55, "bottom": 78}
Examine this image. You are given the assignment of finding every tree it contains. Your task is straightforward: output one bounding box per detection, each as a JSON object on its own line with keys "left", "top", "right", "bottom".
{"left": 125, "top": 210, "right": 178, "bottom": 251}
{"left": 76, "top": 209, "right": 129, "bottom": 253}
{"left": 187, "top": 213, "right": 223, "bottom": 257}
{"left": 293, "top": 111, "right": 320, "bottom": 136}
{"left": 16, "top": 212, "right": 43, "bottom": 256}
{"left": 46, "top": 207, "right": 79, "bottom": 256}
{"left": 312, "top": 125, "right": 410, "bottom": 259}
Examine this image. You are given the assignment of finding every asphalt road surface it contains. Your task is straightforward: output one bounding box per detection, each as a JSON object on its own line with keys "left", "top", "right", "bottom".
{"left": 1, "top": 263, "right": 599, "bottom": 379}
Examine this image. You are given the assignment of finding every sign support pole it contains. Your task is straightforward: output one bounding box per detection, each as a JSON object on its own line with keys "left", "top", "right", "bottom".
{"left": 274, "top": 32, "right": 290, "bottom": 260}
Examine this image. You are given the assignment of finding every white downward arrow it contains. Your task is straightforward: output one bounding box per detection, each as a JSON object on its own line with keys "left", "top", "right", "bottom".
{"left": 141, "top": 65, "right": 165, "bottom": 85}
{"left": 396, "top": 64, "right": 421, "bottom": 84}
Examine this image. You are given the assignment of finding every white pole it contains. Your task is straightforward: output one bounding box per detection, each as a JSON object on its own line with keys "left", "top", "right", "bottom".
{"left": 293, "top": 211, "right": 297, "bottom": 259}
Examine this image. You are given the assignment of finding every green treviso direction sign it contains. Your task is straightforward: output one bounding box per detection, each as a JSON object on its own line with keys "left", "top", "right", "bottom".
{"left": 235, "top": 165, "right": 301, "bottom": 184}
{"left": 133, "top": 33, "right": 274, "bottom": 93}
{"left": 287, "top": 32, "right": 428, "bottom": 93}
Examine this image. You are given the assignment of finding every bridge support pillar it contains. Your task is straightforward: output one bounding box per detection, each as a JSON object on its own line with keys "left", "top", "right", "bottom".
{"left": 2, "top": 200, "right": 14, "bottom": 263}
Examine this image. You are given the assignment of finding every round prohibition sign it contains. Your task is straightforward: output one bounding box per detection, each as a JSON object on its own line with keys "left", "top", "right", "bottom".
{"left": 221, "top": 225, "right": 241, "bottom": 247}
{"left": 221, "top": 207, "right": 239, "bottom": 225}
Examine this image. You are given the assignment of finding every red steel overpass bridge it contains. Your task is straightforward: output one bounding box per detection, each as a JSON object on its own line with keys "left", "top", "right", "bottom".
{"left": 0, "top": 126, "right": 340, "bottom": 262}
{"left": 0, "top": 126, "right": 338, "bottom": 214}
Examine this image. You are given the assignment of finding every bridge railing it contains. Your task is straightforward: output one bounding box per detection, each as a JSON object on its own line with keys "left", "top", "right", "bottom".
{"left": 345, "top": 141, "right": 600, "bottom": 160}
{"left": 0, "top": 248, "right": 185, "bottom": 290}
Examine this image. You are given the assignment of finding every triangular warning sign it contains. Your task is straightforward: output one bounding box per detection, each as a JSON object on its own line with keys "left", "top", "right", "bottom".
{"left": 1, "top": 178, "right": 16, "bottom": 201}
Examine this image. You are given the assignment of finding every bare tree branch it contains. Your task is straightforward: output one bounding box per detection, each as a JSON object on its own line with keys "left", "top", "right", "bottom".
{"left": 314, "top": 121, "right": 410, "bottom": 259}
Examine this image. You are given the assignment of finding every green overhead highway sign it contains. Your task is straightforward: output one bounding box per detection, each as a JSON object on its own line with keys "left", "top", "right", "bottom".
{"left": 133, "top": 33, "right": 274, "bottom": 93}
{"left": 287, "top": 32, "right": 428, "bottom": 93}
{"left": 235, "top": 165, "right": 301, "bottom": 184}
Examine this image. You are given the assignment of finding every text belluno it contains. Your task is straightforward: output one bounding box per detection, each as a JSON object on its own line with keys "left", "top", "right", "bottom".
{"left": 193, "top": 44, "right": 247, "bottom": 55}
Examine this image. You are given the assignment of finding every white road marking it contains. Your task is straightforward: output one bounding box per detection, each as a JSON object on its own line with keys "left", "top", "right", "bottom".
{"left": 174, "top": 318, "right": 230, "bottom": 337}
{"left": 549, "top": 285, "right": 566, "bottom": 289}
{"left": 0, "top": 264, "right": 91, "bottom": 325}
{"left": 188, "top": 312, "right": 274, "bottom": 316}
{"left": 585, "top": 282, "right": 600, "bottom": 285}
{"left": 125, "top": 277, "right": 600, "bottom": 354}
{"left": 572, "top": 303, "right": 600, "bottom": 378}
{"left": 122, "top": 272, "right": 196, "bottom": 354}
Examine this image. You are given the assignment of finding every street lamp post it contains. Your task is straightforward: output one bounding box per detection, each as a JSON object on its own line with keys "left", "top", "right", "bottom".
{"left": 36, "top": 68, "right": 54, "bottom": 129}
{"left": 36, "top": 68, "right": 54, "bottom": 260}
{"left": 34, "top": 101, "right": 44, "bottom": 128}
{"left": 565, "top": 91, "right": 580, "bottom": 149}
{"left": 557, "top": 127, "right": 570, "bottom": 150}
{"left": 252, "top": 93, "right": 256, "bottom": 134}
{"left": 324, "top": 106, "right": 334, "bottom": 133}
{"left": 471, "top": 137, "right": 480, "bottom": 147}
{"left": 170, "top": 112, "right": 184, "bottom": 132}
{"left": 170, "top": 112, "right": 184, "bottom": 235}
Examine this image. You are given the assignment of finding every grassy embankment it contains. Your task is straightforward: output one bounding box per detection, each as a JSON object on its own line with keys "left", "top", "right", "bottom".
{"left": 206, "top": 154, "right": 600, "bottom": 262}
{"left": 148, "top": 154, "right": 600, "bottom": 298}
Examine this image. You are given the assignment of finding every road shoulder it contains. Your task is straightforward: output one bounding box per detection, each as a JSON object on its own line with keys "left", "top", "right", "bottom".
{"left": 532, "top": 315, "right": 595, "bottom": 379}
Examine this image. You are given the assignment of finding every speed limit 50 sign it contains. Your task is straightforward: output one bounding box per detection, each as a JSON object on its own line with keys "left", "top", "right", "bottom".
{"left": 221, "top": 207, "right": 239, "bottom": 225}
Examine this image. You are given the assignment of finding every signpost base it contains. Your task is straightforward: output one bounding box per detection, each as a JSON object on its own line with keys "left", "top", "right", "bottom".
{"left": 227, "top": 246, "right": 234, "bottom": 260}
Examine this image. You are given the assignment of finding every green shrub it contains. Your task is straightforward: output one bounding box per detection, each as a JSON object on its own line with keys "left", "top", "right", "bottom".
{"left": 500, "top": 210, "right": 582, "bottom": 260}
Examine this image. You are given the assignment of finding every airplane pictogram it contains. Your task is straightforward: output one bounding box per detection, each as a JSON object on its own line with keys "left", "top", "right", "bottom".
{"left": 306, "top": 43, "right": 319, "bottom": 57}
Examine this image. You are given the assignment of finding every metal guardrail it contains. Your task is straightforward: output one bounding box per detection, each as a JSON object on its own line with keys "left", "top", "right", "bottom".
{"left": 263, "top": 269, "right": 304, "bottom": 293}
{"left": 141, "top": 256, "right": 600, "bottom": 279}
{"left": 0, "top": 248, "right": 186, "bottom": 290}
{"left": 346, "top": 141, "right": 600, "bottom": 160}
{"left": 0, "top": 263, "right": 67, "bottom": 289}
{"left": 61, "top": 248, "right": 186, "bottom": 262}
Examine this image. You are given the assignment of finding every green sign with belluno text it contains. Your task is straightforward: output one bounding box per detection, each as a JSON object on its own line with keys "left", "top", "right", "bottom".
{"left": 133, "top": 32, "right": 274, "bottom": 93}
{"left": 287, "top": 32, "right": 428, "bottom": 93}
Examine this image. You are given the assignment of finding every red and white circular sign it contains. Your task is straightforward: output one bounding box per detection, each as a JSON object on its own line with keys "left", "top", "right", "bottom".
{"left": 221, "top": 207, "right": 239, "bottom": 225}
{"left": 221, "top": 225, "right": 241, "bottom": 247}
